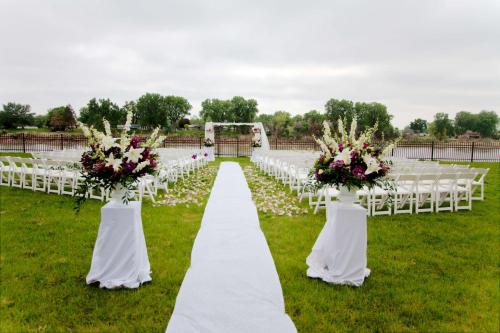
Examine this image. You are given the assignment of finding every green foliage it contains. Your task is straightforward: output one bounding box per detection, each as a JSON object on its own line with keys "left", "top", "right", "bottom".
{"left": 409, "top": 118, "right": 428, "bottom": 134}
{"left": 454, "top": 110, "right": 498, "bottom": 138}
{"left": 79, "top": 98, "right": 124, "bottom": 131}
{"left": 325, "top": 99, "right": 396, "bottom": 139}
{"left": 429, "top": 113, "right": 455, "bottom": 140}
{"left": 476, "top": 111, "right": 499, "bottom": 138}
{"left": 33, "top": 114, "right": 48, "bottom": 128}
{"left": 136, "top": 93, "right": 191, "bottom": 130}
{"left": 454, "top": 111, "right": 477, "bottom": 135}
{"left": 178, "top": 118, "right": 190, "bottom": 129}
{"left": 0, "top": 102, "right": 35, "bottom": 129}
{"left": 200, "top": 96, "right": 258, "bottom": 123}
{"left": 270, "top": 111, "right": 293, "bottom": 137}
{"left": 46, "top": 105, "right": 77, "bottom": 132}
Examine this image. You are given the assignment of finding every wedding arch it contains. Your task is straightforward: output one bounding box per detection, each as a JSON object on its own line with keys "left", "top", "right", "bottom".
{"left": 204, "top": 122, "right": 270, "bottom": 150}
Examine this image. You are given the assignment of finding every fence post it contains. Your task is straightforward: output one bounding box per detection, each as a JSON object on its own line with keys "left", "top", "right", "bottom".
{"left": 236, "top": 136, "right": 239, "bottom": 157}
{"left": 199, "top": 136, "right": 202, "bottom": 149}
{"left": 275, "top": 137, "right": 278, "bottom": 150}
{"left": 431, "top": 141, "right": 434, "bottom": 160}
{"left": 59, "top": 134, "right": 64, "bottom": 150}
{"left": 470, "top": 141, "right": 475, "bottom": 163}
{"left": 22, "top": 133, "right": 26, "bottom": 153}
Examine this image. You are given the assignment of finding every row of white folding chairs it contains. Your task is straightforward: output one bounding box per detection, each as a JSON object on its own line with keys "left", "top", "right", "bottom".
{"left": 311, "top": 168, "right": 488, "bottom": 216}
{"left": 33, "top": 149, "right": 84, "bottom": 162}
{"left": 253, "top": 150, "right": 317, "bottom": 195}
{"left": 0, "top": 156, "right": 177, "bottom": 203}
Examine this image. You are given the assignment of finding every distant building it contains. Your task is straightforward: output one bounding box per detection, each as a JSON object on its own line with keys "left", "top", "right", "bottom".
{"left": 459, "top": 130, "right": 481, "bottom": 140}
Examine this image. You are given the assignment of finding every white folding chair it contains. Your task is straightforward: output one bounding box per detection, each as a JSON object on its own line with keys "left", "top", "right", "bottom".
{"left": 415, "top": 174, "right": 437, "bottom": 214}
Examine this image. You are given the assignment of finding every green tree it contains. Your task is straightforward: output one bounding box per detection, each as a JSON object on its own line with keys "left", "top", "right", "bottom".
{"left": 476, "top": 110, "right": 498, "bottom": 138}
{"left": 255, "top": 113, "right": 273, "bottom": 134}
{"left": 355, "top": 102, "right": 396, "bottom": 139}
{"left": 47, "top": 105, "right": 77, "bottom": 131}
{"left": 409, "top": 118, "right": 428, "bottom": 134}
{"left": 270, "top": 111, "right": 292, "bottom": 137}
{"left": 429, "top": 112, "right": 454, "bottom": 140}
{"left": 303, "top": 110, "right": 325, "bottom": 136}
{"left": 325, "top": 99, "right": 355, "bottom": 128}
{"left": 200, "top": 98, "right": 233, "bottom": 122}
{"left": 229, "top": 96, "right": 258, "bottom": 123}
{"left": 135, "top": 93, "right": 168, "bottom": 130}
{"left": 34, "top": 114, "right": 48, "bottom": 128}
{"left": 79, "top": 98, "right": 124, "bottom": 130}
{"left": 0, "top": 102, "right": 35, "bottom": 129}
{"left": 200, "top": 97, "right": 258, "bottom": 123}
{"left": 163, "top": 96, "right": 192, "bottom": 130}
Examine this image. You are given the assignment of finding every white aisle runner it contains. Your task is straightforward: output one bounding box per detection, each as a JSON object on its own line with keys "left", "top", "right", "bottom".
{"left": 166, "top": 162, "right": 296, "bottom": 333}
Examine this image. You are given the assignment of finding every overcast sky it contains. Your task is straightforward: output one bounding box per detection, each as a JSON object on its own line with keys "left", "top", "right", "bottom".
{"left": 1, "top": 0, "right": 499, "bottom": 127}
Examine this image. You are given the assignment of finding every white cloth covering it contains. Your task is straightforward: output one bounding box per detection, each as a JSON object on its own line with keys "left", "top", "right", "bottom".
{"left": 306, "top": 202, "right": 371, "bottom": 287}
{"left": 166, "top": 162, "right": 296, "bottom": 333}
{"left": 205, "top": 146, "right": 215, "bottom": 162}
{"left": 86, "top": 201, "right": 151, "bottom": 289}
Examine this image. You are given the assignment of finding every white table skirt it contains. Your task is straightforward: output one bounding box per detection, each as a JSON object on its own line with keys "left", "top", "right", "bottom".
{"left": 86, "top": 201, "right": 151, "bottom": 289}
{"left": 306, "top": 202, "right": 370, "bottom": 287}
{"left": 205, "top": 147, "right": 215, "bottom": 161}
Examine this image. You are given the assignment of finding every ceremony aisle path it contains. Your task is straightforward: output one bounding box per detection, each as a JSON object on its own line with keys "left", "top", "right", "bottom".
{"left": 166, "top": 162, "right": 296, "bottom": 333}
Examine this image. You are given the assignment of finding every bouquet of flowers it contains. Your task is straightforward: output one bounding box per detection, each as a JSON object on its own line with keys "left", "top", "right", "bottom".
{"left": 313, "top": 118, "right": 394, "bottom": 190}
{"left": 252, "top": 138, "right": 262, "bottom": 147}
{"left": 203, "top": 138, "right": 214, "bottom": 147}
{"left": 75, "top": 111, "right": 165, "bottom": 210}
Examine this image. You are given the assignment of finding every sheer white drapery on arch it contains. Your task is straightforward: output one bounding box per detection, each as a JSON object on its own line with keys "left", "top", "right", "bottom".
{"left": 204, "top": 122, "right": 270, "bottom": 151}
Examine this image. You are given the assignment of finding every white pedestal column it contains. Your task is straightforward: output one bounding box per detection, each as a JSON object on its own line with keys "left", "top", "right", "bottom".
{"left": 86, "top": 201, "right": 151, "bottom": 289}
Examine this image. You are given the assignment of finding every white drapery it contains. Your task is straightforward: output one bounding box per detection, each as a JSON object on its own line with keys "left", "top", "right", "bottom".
{"left": 204, "top": 122, "right": 270, "bottom": 151}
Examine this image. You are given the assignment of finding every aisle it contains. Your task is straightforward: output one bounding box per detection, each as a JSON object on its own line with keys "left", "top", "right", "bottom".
{"left": 166, "top": 162, "right": 296, "bottom": 333}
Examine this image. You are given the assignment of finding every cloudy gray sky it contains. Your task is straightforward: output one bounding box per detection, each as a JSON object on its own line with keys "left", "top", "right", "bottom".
{"left": 1, "top": 0, "right": 499, "bottom": 127}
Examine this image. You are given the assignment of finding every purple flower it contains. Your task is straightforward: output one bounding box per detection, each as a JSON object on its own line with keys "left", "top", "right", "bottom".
{"left": 363, "top": 142, "right": 369, "bottom": 149}
{"left": 130, "top": 135, "right": 142, "bottom": 149}
{"left": 352, "top": 165, "right": 366, "bottom": 179}
{"left": 192, "top": 154, "right": 197, "bottom": 159}
{"left": 331, "top": 159, "right": 344, "bottom": 170}
{"left": 338, "top": 143, "right": 343, "bottom": 152}
{"left": 204, "top": 152, "right": 208, "bottom": 157}
{"left": 350, "top": 150, "right": 359, "bottom": 160}
{"left": 123, "top": 161, "right": 136, "bottom": 172}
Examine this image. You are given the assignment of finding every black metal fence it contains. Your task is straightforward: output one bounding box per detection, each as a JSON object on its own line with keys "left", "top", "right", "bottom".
{"left": 0, "top": 133, "right": 498, "bottom": 162}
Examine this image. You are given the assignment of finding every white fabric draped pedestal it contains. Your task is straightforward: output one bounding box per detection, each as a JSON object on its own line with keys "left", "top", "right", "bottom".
{"left": 205, "top": 147, "right": 215, "bottom": 162}
{"left": 306, "top": 202, "right": 370, "bottom": 287}
{"left": 166, "top": 162, "right": 296, "bottom": 333}
{"left": 86, "top": 201, "right": 151, "bottom": 289}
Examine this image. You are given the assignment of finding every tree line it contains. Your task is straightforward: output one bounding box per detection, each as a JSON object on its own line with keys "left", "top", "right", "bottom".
{"left": 1, "top": 96, "right": 497, "bottom": 140}
{"left": 406, "top": 110, "right": 499, "bottom": 140}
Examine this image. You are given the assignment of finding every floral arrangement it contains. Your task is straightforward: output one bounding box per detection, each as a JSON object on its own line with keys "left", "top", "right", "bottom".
{"left": 203, "top": 138, "right": 214, "bottom": 147}
{"left": 252, "top": 138, "right": 262, "bottom": 147}
{"left": 75, "top": 111, "right": 165, "bottom": 210}
{"left": 252, "top": 127, "right": 262, "bottom": 147}
{"left": 313, "top": 118, "right": 394, "bottom": 190}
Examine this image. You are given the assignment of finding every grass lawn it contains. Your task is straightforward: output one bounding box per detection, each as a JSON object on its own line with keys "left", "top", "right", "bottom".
{"left": 1, "top": 158, "right": 498, "bottom": 332}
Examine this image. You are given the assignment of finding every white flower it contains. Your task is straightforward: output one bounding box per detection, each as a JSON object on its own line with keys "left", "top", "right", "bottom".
{"left": 106, "top": 153, "right": 122, "bottom": 171}
{"left": 101, "top": 135, "right": 117, "bottom": 151}
{"left": 335, "top": 147, "right": 351, "bottom": 165}
{"left": 364, "top": 155, "right": 381, "bottom": 175}
{"left": 124, "top": 147, "right": 144, "bottom": 163}
{"left": 133, "top": 160, "right": 150, "bottom": 173}
{"left": 123, "top": 110, "right": 133, "bottom": 133}
{"left": 103, "top": 119, "right": 112, "bottom": 136}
